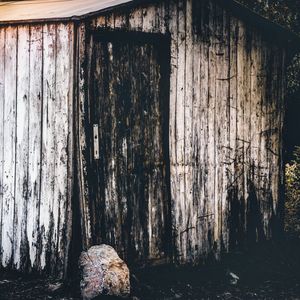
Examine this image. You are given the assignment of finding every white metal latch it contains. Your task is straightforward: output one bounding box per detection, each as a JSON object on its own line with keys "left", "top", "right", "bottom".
{"left": 93, "top": 124, "right": 100, "bottom": 160}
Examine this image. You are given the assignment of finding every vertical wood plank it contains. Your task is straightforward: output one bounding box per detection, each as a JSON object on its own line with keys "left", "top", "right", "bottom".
{"left": 228, "top": 15, "right": 238, "bottom": 249}
{"left": 94, "top": 16, "right": 106, "bottom": 28}
{"left": 268, "top": 45, "right": 281, "bottom": 234}
{"left": 129, "top": 8, "right": 143, "bottom": 30}
{"left": 157, "top": 1, "right": 167, "bottom": 34}
{"left": 65, "top": 23, "right": 75, "bottom": 276}
{"left": 54, "top": 23, "right": 72, "bottom": 275}
{"left": 14, "top": 25, "right": 30, "bottom": 269}
{"left": 207, "top": 0, "right": 217, "bottom": 255}
{"left": 168, "top": 0, "right": 178, "bottom": 261}
{"left": 217, "top": 7, "right": 230, "bottom": 252}
{"left": 0, "top": 27, "right": 5, "bottom": 262}
{"left": 27, "top": 24, "right": 43, "bottom": 269}
{"left": 191, "top": 0, "right": 202, "bottom": 259}
{"left": 175, "top": 0, "right": 186, "bottom": 262}
{"left": 243, "top": 26, "right": 252, "bottom": 240}
{"left": 236, "top": 20, "right": 247, "bottom": 237}
{"left": 106, "top": 12, "right": 115, "bottom": 29}
{"left": 184, "top": 0, "right": 194, "bottom": 261}
{"left": 114, "top": 11, "right": 128, "bottom": 29}
{"left": 78, "top": 24, "right": 92, "bottom": 250}
{"left": 2, "top": 26, "right": 17, "bottom": 268}
{"left": 142, "top": 5, "right": 156, "bottom": 32}
{"left": 214, "top": 4, "right": 227, "bottom": 256}
{"left": 258, "top": 37, "right": 269, "bottom": 236}
{"left": 250, "top": 30, "right": 261, "bottom": 191}
{"left": 40, "top": 23, "right": 57, "bottom": 270}
{"left": 199, "top": 0, "right": 210, "bottom": 256}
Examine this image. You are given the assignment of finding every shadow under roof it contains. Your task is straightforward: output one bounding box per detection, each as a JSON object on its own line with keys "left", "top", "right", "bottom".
{"left": 0, "top": 0, "right": 299, "bottom": 49}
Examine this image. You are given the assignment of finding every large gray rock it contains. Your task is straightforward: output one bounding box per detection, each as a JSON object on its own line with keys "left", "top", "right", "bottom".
{"left": 79, "top": 244, "right": 130, "bottom": 299}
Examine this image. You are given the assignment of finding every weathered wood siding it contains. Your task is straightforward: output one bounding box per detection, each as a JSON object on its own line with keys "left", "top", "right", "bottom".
{"left": 79, "top": 32, "right": 171, "bottom": 263}
{"left": 0, "top": 0, "right": 286, "bottom": 276}
{"left": 0, "top": 23, "right": 74, "bottom": 276}
{"left": 77, "top": 0, "right": 286, "bottom": 263}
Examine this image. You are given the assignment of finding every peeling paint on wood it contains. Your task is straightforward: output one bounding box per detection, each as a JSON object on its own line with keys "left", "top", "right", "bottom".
{"left": 80, "top": 31, "right": 171, "bottom": 263}
{"left": 2, "top": 26, "right": 17, "bottom": 268}
{"left": 80, "top": 0, "right": 286, "bottom": 263}
{"left": 0, "top": 0, "right": 287, "bottom": 276}
{"left": 0, "top": 23, "right": 73, "bottom": 277}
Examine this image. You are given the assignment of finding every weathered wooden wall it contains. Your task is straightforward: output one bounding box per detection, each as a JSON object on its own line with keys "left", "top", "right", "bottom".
{"left": 78, "top": 0, "right": 286, "bottom": 263}
{"left": 80, "top": 32, "right": 171, "bottom": 263}
{"left": 0, "top": 23, "right": 74, "bottom": 276}
{"left": 0, "top": 0, "right": 286, "bottom": 276}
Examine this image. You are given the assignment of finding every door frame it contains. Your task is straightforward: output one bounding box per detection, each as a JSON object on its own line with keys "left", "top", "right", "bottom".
{"left": 75, "top": 28, "right": 173, "bottom": 265}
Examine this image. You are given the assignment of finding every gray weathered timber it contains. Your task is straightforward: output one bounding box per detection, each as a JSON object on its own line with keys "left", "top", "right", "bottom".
{"left": 0, "top": 23, "right": 74, "bottom": 276}
{"left": 2, "top": 26, "right": 17, "bottom": 268}
{"left": 27, "top": 24, "right": 43, "bottom": 271}
{"left": 14, "top": 25, "right": 30, "bottom": 270}
{"left": 77, "top": 0, "right": 286, "bottom": 263}
{"left": 0, "top": 0, "right": 289, "bottom": 277}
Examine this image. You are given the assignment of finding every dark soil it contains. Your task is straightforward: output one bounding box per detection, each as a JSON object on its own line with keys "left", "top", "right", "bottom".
{"left": 1, "top": 238, "right": 300, "bottom": 300}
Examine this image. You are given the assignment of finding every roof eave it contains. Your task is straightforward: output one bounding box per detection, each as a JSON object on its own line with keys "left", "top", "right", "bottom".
{"left": 0, "top": 0, "right": 299, "bottom": 52}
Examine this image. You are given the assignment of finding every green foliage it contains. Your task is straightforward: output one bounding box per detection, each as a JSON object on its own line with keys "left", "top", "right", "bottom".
{"left": 237, "top": 0, "right": 300, "bottom": 95}
{"left": 237, "top": 0, "right": 300, "bottom": 32}
{"left": 287, "top": 53, "right": 300, "bottom": 96}
{"left": 285, "top": 146, "right": 300, "bottom": 237}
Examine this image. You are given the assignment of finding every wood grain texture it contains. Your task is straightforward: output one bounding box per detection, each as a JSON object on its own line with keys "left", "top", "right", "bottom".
{"left": 40, "top": 23, "right": 57, "bottom": 271}
{"left": 84, "top": 0, "right": 286, "bottom": 262}
{"left": 0, "top": 0, "right": 287, "bottom": 275}
{"left": 14, "top": 25, "right": 30, "bottom": 270}
{"left": 27, "top": 24, "right": 43, "bottom": 270}
{"left": 80, "top": 32, "right": 171, "bottom": 263}
{"left": 0, "top": 22, "right": 74, "bottom": 277}
{"left": 2, "top": 26, "right": 17, "bottom": 268}
{"left": 0, "top": 27, "right": 5, "bottom": 265}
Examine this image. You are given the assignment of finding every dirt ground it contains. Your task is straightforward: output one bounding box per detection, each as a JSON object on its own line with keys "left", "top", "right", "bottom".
{"left": 1, "top": 238, "right": 300, "bottom": 300}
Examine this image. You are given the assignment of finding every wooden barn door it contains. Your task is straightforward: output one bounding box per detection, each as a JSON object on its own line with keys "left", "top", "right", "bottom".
{"left": 85, "top": 31, "right": 171, "bottom": 263}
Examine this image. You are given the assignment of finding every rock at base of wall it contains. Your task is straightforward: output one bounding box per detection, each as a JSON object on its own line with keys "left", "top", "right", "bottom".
{"left": 79, "top": 244, "right": 130, "bottom": 299}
